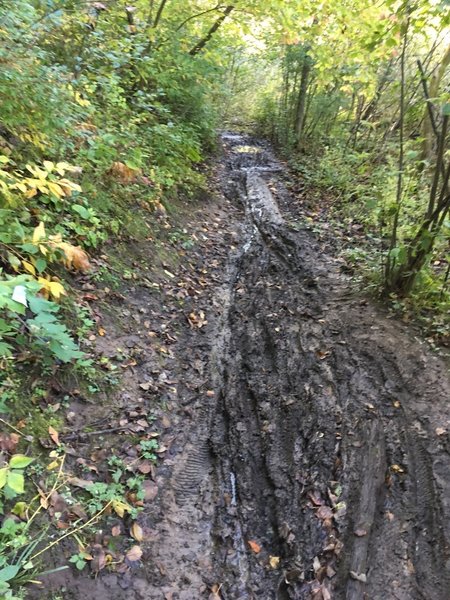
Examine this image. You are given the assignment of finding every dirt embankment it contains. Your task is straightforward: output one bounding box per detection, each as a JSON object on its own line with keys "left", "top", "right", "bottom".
{"left": 45, "top": 134, "right": 450, "bottom": 600}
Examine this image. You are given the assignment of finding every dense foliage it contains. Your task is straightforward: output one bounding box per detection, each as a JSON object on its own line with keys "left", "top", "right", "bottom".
{"left": 248, "top": 0, "right": 450, "bottom": 336}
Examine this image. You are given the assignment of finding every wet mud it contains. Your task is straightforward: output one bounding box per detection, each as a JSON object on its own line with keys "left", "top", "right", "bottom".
{"left": 47, "top": 134, "right": 450, "bottom": 600}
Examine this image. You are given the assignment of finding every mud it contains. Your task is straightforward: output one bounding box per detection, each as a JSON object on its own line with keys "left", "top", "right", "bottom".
{"left": 44, "top": 134, "right": 450, "bottom": 600}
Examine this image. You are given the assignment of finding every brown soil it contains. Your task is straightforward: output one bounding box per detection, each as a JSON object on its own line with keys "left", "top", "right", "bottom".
{"left": 40, "top": 134, "right": 450, "bottom": 600}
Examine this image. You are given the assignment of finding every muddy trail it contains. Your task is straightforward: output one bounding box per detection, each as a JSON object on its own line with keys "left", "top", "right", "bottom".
{"left": 52, "top": 134, "right": 450, "bottom": 600}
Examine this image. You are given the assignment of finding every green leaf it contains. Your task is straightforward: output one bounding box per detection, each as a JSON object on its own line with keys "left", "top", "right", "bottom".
{"left": 0, "top": 564, "right": 20, "bottom": 582}
{"left": 35, "top": 258, "right": 47, "bottom": 274}
{"left": 9, "top": 455, "right": 34, "bottom": 469}
{"left": 0, "top": 468, "right": 8, "bottom": 489}
{"left": 6, "top": 471, "right": 24, "bottom": 494}
{"left": 442, "top": 103, "right": 450, "bottom": 116}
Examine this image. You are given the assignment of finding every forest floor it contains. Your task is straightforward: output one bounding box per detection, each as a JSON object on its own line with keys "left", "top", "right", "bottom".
{"left": 40, "top": 134, "right": 450, "bottom": 600}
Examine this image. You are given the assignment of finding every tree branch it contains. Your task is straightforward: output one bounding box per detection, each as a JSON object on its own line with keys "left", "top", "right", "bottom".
{"left": 153, "top": 0, "right": 168, "bottom": 29}
{"left": 189, "top": 5, "right": 234, "bottom": 56}
{"left": 175, "top": 4, "right": 222, "bottom": 32}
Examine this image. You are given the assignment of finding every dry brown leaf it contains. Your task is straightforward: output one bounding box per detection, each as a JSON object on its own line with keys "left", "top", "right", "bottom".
{"left": 0, "top": 433, "right": 20, "bottom": 452}
{"left": 316, "top": 505, "right": 333, "bottom": 520}
{"left": 248, "top": 540, "right": 261, "bottom": 554}
{"left": 109, "top": 161, "right": 141, "bottom": 183}
{"left": 49, "top": 240, "right": 91, "bottom": 272}
{"left": 209, "top": 584, "right": 222, "bottom": 599}
{"left": 130, "top": 522, "right": 144, "bottom": 542}
{"left": 354, "top": 528, "right": 367, "bottom": 537}
{"left": 90, "top": 544, "right": 107, "bottom": 573}
{"left": 48, "top": 426, "right": 60, "bottom": 446}
{"left": 138, "top": 460, "right": 153, "bottom": 474}
{"left": 143, "top": 480, "right": 158, "bottom": 501}
{"left": 126, "top": 545, "right": 143, "bottom": 562}
{"left": 111, "top": 525, "right": 121, "bottom": 537}
{"left": 67, "top": 476, "right": 94, "bottom": 489}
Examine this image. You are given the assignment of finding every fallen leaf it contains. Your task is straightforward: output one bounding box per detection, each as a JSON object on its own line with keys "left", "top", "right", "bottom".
{"left": 48, "top": 426, "right": 60, "bottom": 446}
{"left": 248, "top": 540, "right": 261, "bottom": 554}
{"left": 98, "top": 327, "right": 106, "bottom": 336}
{"left": 313, "top": 556, "right": 321, "bottom": 573}
{"left": 209, "top": 584, "right": 222, "bottom": 599}
{"left": 111, "top": 525, "right": 121, "bottom": 536}
{"left": 390, "top": 464, "right": 405, "bottom": 474}
{"left": 130, "top": 522, "right": 144, "bottom": 542}
{"left": 0, "top": 433, "right": 20, "bottom": 453}
{"left": 47, "top": 460, "right": 60, "bottom": 471}
{"left": 436, "top": 427, "right": 447, "bottom": 436}
{"left": 138, "top": 460, "right": 153, "bottom": 474}
{"left": 322, "top": 585, "right": 332, "bottom": 600}
{"left": 350, "top": 570, "right": 367, "bottom": 583}
{"left": 90, "top": 544, "right": 107, "bottom": 573}
{"left": 354, "top": 528, "right": 368, "bottom": 537}
{"left": 142, "top": 480, "right": 158, "bottom": 501}
{"left": 316, "top": 505, "right": 333, "bottom": 520}
{"left": 269, "top": 556, "right": 280, "bottom": 569}
{"left": 126, "top": 545, "right": 143, "bottom": 562}
{"left": 67, "top": 476, "right": 95, "bottom": 489}
{"left": 112, "top": 499, "right": 131, "bottom": 517}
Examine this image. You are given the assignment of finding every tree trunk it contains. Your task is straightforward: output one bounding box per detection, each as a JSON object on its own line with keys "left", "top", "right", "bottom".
{"left": 421, "top": 43, "right": 450, "bottom": 161}
{"left": 294, "top": 52, "right": 311, "bottom": 149}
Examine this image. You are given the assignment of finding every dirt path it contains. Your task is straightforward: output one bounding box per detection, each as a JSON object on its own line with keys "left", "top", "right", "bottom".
{"left": 49, "top": 134, "right": 450, "bottom": 600}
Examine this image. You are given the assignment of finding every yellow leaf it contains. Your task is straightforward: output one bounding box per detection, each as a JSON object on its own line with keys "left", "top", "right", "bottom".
{"left": 25, "top": 188, "right": 38, "bottom": 198}
{"left": 48, "top": 281, "right": 66, "bottom": 300}
{"left": 43, "top": 161, "right": 54, "bottom": 172}
{"left": 39, "top": 244, "right": 48, "bottom": 256}
{"left": 112, "top": 499, "right": 131, "bottom": 518}
{"left": 33, "top": 222, "right": 46, "bottom": 244}
{"left": 47, "top": 460, "right": 60, "bottom": 471}
{"left": 38, "top": 278, "right": 66, "bottom": 301}
{"left": 15, "top": 183, "right": 27, "bottom": 193}
{"left": 269, "top": 556, "right": 280, "bottom": 569}
{"left": 22, "top": 260, "right": 36, "bottom": 276}
{"left": 47, "top": 181, "right": 65, "bottom": 198}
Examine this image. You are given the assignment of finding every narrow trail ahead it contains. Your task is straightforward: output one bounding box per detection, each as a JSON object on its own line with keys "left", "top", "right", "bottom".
{"left": 56, "top": 134, "right": 450, "bottom": 600}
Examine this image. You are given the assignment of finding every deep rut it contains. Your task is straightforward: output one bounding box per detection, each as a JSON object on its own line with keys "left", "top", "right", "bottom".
{"left": 207, "top": 134, "right": 450, "bottom": 600}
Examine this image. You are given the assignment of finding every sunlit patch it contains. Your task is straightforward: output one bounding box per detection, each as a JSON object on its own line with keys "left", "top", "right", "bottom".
{"left": 234, "top": 145, "right": 262, "bottom": 154}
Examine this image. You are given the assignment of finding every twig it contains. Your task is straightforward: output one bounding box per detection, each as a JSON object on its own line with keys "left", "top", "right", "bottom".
{"left": 0, "top": 417, "right": 25, "bottom": 437}
{"left": 29, "top": 500, "right": 113, "bottom": 562}
{"left": 61, "top": 425, "right": 131, "bottom": 441}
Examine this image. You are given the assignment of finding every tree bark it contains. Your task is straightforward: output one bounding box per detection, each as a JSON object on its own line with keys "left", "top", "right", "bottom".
{"left": 294, "top": 52, "right": 311, "bottom": 148}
